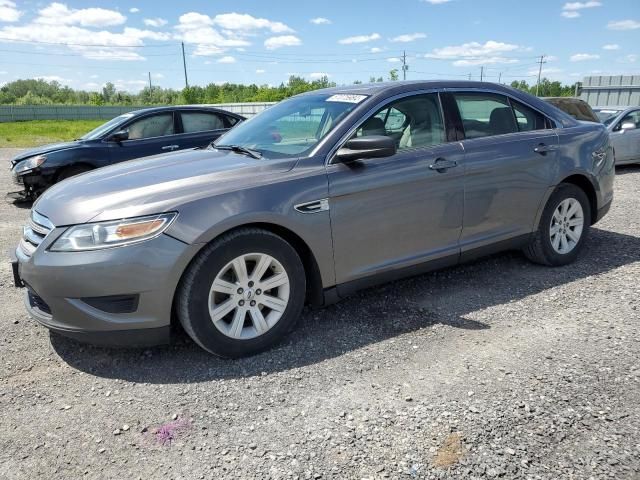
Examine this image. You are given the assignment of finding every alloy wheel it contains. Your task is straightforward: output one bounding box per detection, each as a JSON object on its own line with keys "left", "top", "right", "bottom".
{"left": 549, "top": 198, "right": 584, "bottom": 255}
{"left": 208, "top": 253, "right": 290, "bottom": 340}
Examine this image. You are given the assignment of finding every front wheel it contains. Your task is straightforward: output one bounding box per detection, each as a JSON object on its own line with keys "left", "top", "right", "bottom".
{"left": 177, "top": 228, "right": 306, "bottom": 358}
{"left": 523, "top": 183, "right": 591, "bottom": 266}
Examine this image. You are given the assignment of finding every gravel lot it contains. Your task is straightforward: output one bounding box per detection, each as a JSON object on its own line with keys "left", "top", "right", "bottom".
{"left": 1, "top": 147, "right": 639, "bottom": 480}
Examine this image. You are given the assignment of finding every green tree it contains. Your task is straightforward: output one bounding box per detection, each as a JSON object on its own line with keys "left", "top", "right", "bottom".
{"left": 389, "top": 69, "right": 399, "bottom": 81}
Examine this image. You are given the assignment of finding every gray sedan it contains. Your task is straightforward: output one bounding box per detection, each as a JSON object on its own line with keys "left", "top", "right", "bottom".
{"left": 12, "top": 81, "right": 615, "bottom": 357}
{"left": 594, "top": 106, "right": 640, "bottom": 165}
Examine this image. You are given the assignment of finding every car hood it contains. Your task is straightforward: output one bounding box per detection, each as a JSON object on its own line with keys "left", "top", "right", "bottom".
{"left": 11, "top": 141, "right": 83, "bottom": 164}
{"left": 34, "top": 148, "right": 297, "bottom": 226}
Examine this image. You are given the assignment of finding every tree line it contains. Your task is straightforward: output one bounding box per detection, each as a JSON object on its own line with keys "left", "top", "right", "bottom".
{"left": 0, "top": 75, "right": 578, "bottom": 106}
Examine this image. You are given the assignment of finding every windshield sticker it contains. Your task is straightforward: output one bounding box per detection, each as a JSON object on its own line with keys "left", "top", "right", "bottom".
{"left": 326, "top": 94, "right": 368, "bottom": 104}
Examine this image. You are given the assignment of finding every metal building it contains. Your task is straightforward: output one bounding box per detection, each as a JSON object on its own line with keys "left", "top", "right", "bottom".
{"left": 579, "top": 75, "right": 640, "bottom": 107}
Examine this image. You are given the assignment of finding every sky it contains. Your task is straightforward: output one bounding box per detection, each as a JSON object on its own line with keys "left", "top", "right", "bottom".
{"left": 0, "top": 0, "right": 638, "bottom": 92}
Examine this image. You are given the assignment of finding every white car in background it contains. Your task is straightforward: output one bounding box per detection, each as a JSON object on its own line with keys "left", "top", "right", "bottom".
{"left": 594, "top": 107, "right": 640, "bottom": 165}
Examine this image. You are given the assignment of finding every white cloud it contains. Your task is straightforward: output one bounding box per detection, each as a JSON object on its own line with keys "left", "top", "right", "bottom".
{"left": 338, "top": 33, "right": 381, "bottom": 44}
{"left": 175, "top": 11, "right": 294, "bottom": 56}
{"left": 264, "top": 35, "right": 301, "bottom": 50}
{"left": 143, "top": 18, "right": 167, "bottom": 28}
{"left": 35, "top": 3, "right": 126, "bottom": 27}
{"left": 129, "top": 8, "right": 139, "bottom": 13}
{"left": 310, "top": 17, "right": 331, "bottom": 25}
{"left": 174, "top": 12, "right": 250, "bottom": 56}
{"left": 0, "top": 0, "right": 21, "bottom": 22}
{"left": 113, "top": 79, "right": 148, "bottom": 92}
{"left": 390, "top": 32, "right": 426, "bottom": 43}
{"left": 561, "top": 1, "right": 601, "bottom": 18}
{"left": 618, "top": 54, "right": 638, "bottom": 63}
{"left": 89, "top": 74, "right": 99, "bottom": 79}
{"left": 602, "top": 44, "right": 620, "bottom": 50}
{"left": 212, "top": 13, "right": 293, "bottom": 33}
{"left": 256, "top": 69, "right": 266, "bottom": 74}
{"left": 570, "top": 53, "right": 600, "bottom": 61}
{"left": 309, "top": 72, "right": 329, "bottom": 79}
{"left": 422, "top": 0, "right": 452, "bottom": 4}
{"left": 217, "top": 55, "right": 236, "bottom": 63}
{"left": 425, "top": 40, "right": 521, "bottom": 66}
{"left": 370, "top": 47, "right": 383, "bottom": 53}
{"left": 387, "top": 57, "right": 401, "bottom": 63}
{"left": 607, "top": 19, "right": 640, "bottom": 30}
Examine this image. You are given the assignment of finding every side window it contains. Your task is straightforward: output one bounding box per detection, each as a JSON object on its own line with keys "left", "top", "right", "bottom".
{"left": 453, "top": 93, "right": 517, "bottom": 139}
{"left": 180, "top": 111, "right": 225, "bottom": 133}
{"left": 511, "top": 100, "right": 547, "bottom": 131}
{"left": 354, "top": 93, "right": 445, "bottom": 150}
{"left": 126, "top": 113, "right": 174, "bottom": 140}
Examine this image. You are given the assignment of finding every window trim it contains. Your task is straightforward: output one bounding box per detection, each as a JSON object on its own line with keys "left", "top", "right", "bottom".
{"left": 326, "top": 89, "right": 450, "bottom": 165}
{"left": 445, "top": 87, "right": 559, "bottom": 142}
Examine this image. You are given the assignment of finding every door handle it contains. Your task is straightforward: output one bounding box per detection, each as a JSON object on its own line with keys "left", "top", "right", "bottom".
{"left": 162, "top": 145, "right": 180, "bottom": 151}
{"left": 534, "top": 143, "right": 557, "bottom": 155}
{"left": 429, "top": 158, "right": 458, "bottom": 172}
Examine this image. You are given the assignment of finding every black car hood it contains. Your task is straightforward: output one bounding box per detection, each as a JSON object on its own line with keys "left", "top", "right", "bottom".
{"left": 11, "top": 141, "right": 84, "bottom": 164}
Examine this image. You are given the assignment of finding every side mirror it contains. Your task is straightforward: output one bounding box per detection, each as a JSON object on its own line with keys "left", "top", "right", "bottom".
{"left": 335, "top": 135, "right": 397, "bottom": 163}
{"left": 620, "top": 122, "right": 636, "bottom": 131}
{"left": 108, "top": 130, "right": 129, "bottom": 142}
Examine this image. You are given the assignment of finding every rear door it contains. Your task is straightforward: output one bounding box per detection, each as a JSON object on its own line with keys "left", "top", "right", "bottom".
{"left": 107, "top": 111, "right": 179, "bottom": 162}
{"left": 448, "top": 91, "right": 558, "bottom": 253}
{"left": 176, "top": 110, "right": 239, "bottom": 149}
{"left": 327, "top": 92, "right": 465, "bottom": 287}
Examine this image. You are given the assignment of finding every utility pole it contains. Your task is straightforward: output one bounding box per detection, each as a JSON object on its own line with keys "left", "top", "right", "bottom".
{"left": 401, "top": 50, "right": 408, "bottom": 81}
{"left": 468, "top": 73, "right": 472, "bottom": 80}
{"left": 535, "top": 54, "right": 546, "bottom": 96}
{"left": 498, "top": 72, "right": 502, "bottom": 84}
{"left": 181, "top": 42, "right": 189, "bottom": 88}
{"left": 148, "top": 71, "right": 152, "bottom": 90}
{"left": 480, "top": 66, "right": 484, "bottom": 82}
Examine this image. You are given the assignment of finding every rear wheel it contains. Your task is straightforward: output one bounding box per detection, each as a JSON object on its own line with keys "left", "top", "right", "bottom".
{"left": 177, "top": 228, "right": 306, "bottom": 357}
{"left": 523, "top": 183, "right": 591, "bottom": 266}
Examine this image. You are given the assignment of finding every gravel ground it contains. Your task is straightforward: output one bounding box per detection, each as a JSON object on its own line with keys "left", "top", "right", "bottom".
{"left": 1, "top": 147, "right": 639, "bottom": 480}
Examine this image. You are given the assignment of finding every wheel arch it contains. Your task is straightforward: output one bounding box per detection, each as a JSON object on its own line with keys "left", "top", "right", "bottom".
{"left": 558, "top": 174, "right": 598, "bottom": 225}
{"left": 172, "top": 222, "right": 325, "bottom": 323}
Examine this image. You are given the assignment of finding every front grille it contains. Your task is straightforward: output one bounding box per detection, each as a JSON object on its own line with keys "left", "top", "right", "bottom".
{"left": 19, "top": 210, "right": 53, "bottom": 258}
{"left": 27, "top": 289, "right": 52, "bottom": 315}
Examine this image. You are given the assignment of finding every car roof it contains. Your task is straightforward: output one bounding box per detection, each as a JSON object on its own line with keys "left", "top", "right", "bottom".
{"left": 127, "top": 105, "right": 244, "bottom": 118}
{"left": 593, "top": 106, "right": 634, "bottom": 110}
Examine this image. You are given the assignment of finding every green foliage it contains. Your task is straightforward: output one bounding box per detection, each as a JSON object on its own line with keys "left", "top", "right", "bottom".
{"left": 389, "top": 69, "right": 399, "bottom": 81}
{"left": 0, "top": 119, "right": 104, "bottom": 147}
{"left": 509, "top": 78, "right": 578, "bottom": 97}
{"left": 0, "top": 76, "right": 338, "bottom": 106}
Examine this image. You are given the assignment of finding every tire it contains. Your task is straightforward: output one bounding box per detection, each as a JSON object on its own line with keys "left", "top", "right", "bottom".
{"left": 523, "top": 183, "right": 591, "bottom": 266}
{"left": 57, "top": 165, "right": 92, "bottom": 182}
{"left": 177, "top": 228, "right": 306, "bottom": 358}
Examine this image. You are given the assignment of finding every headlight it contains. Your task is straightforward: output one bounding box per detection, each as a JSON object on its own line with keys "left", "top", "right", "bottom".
{"left": 49, "top": 213, "right": 177, "bottom": 252}
{"left": 13, "top": 154, "right": 47, "bottom": 174}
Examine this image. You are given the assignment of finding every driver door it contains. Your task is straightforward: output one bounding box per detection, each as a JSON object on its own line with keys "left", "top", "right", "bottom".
{"left": 327, "top": 92, "right": 464, "bottom": 288}
{"left": 611, "top": 109, "right": 640, "bottom": 163}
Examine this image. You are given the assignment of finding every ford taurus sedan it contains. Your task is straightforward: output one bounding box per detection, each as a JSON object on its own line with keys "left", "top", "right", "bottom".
{"left": 11, "top": 81, "right": 615, "bottom": 357}
{"left": 9, "top": 106, "right": 244, "bottom": 198}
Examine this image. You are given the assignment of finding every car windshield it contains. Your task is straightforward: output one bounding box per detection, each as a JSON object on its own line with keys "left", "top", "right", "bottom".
{"left": 80, "top": 113, "right": 135, "bottom": 140}
{"left": 213, "top": 93, "right": 368, "bottom": 159}
{"left": 594, "top": 109, "right": 623, "bottom": 125}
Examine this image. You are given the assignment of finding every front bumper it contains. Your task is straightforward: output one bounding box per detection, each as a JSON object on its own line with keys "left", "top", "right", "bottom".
{"left": 15, "top": 233, "right": 202, "bottom": 347}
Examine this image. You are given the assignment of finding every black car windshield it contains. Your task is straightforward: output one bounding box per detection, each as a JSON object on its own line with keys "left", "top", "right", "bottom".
{"left": 594, "top": 109, "right": 623, "bottom": 125}
{"left": 214, "top": 93, "right": 368, "bottom": 159}
{"left": 80, "top": 113, "right": 135, "bottom": 140}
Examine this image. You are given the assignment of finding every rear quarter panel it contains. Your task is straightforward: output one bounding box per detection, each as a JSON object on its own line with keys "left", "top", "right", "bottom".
{"left": 555, "top": 122, "right": 614, "bottom": 214}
